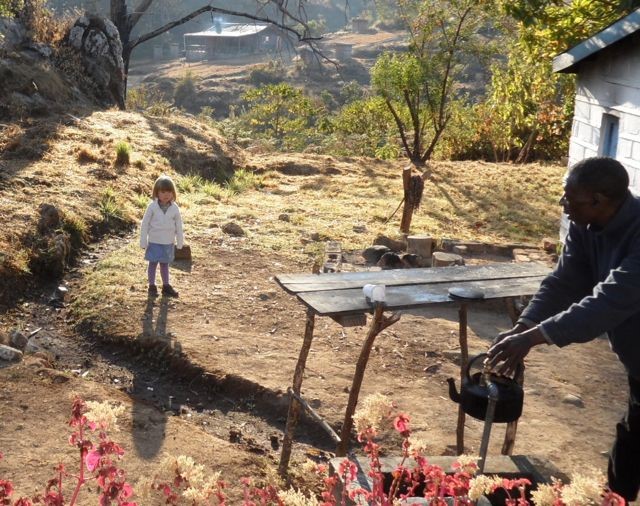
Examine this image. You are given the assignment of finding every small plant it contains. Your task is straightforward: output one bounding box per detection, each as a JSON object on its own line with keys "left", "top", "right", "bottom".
{"left": 133, "top": 192, "right": 150, "bottom": 210}
{"left": 176, "top": 174, "right": 205, "bottom": 194}
{"left": 62, "top": 213, "right": 88, "bottom": 251}
{"left": 115, "top": 142, "right": 131, "bottom": 167}
{"left": 225, "top": 168, "right": 262, "bottom": 195}
{"left": 98, "top": 187, "right": 128, "bottom": 226}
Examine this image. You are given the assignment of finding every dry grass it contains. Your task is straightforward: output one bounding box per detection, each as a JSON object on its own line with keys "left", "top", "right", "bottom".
{"left": 1, "top": 107, "right": 564, "bottom": 310}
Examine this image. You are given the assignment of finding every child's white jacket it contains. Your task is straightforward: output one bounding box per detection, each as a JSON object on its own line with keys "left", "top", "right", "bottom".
{"left": 140, "top": 200, "right": 184, "bottom": 249}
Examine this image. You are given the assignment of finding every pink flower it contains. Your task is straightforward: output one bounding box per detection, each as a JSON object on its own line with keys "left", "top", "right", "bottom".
{"left": 393, "top": 413, "right": 411, "bottom": 435}
{"left": 86, "top": 449, "right": 102, "bottom": 471}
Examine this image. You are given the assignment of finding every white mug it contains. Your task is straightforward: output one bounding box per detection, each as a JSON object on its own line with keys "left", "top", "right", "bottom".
{"left": 363, "top": 284, "right": 386, "bottom": 302}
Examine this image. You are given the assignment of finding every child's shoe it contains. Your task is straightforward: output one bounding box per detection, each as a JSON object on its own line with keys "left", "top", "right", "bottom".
{"left": 162, "top": 284, "right": 179, "bottom": 297}
{"left": 148, "top": 285, "right": 158, "bottom": 297}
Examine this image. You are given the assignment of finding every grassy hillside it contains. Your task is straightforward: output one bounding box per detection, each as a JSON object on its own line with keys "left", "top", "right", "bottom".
{"left": 1, "top": 108, "right": 564, "bottom": 309}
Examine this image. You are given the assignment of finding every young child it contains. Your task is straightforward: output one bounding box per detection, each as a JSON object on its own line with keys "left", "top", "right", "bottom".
{"left": 140, "top": 175, "right": 184, "bottom": 297}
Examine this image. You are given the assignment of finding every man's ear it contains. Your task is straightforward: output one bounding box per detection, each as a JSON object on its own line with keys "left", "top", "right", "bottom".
{"left": 592, "top": 192, "right": 607, "bottom": 206}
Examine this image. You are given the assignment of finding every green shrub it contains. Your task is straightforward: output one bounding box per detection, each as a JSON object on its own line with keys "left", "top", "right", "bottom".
{"left": 174, "top": 71, "right": 198, "bottom": 110}
{"left": 127, "top": 85, "right": 173, "bottom": 116}
{"left": 248, "top": 61, "right": 285, "bottom": 86}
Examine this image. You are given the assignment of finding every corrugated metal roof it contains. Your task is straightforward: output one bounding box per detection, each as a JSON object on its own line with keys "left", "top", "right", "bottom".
{"left": 184, "top": 23, "right": 270, "bottom": 38}
{"left": 553, "top": 8, "right": 640, "bottom": 73}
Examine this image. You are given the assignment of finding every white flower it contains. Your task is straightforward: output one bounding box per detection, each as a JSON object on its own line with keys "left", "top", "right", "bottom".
{"left": 560, "top": 469, "right": 606, "bottom": 505}
{"left": 468, "top": 475, "right": 503, "bottom": 501}
{"left": 353, "top": 393, "right": 394, "bottom": 433}
{"left": 530, "top": 482, "right": 561, "bottom": 506}
{"left": 278, "top": 487, "right": 319, "bottom": 505}
{"left": 85, "top": 400, "right": 125, "bottom": 431}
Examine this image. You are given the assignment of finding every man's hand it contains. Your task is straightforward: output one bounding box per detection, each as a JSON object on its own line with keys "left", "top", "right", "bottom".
{"left": 487, "top": 327, "right": 547, "bottom": 376}
{"left": 491, "top": 323, "right": 530, "bottom": 347}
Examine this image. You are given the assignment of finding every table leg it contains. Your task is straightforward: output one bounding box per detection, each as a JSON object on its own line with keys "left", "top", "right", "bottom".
{"left": 278, "top": 308, "right": 316, "bottom": 476}
{"left": 502, "top": 297, "right": 524, "bottom": 455}
{"left": 456, "top": 303, "right": 468, "bottom": 455}
{"left": 336, "top": 304, "right": 400, "bottom": 456}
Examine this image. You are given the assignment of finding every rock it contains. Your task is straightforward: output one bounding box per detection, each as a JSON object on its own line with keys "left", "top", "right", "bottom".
{"left": 373, "top": 234, "right": 406, "bottom": 252}
{"left": 9, "top": 330, "right": 28, "bottom": 350}
{"left": 0, "top": 344, "right": 23, "bottom": 362}
{"left": 562, "top": 394, "right": 584, "bottom": 408}
{"left": 401, "top": 253, "right": 420, "bottom": 268}
{"left": 221, "top": 222, "right": 245, "bottom": 237}
{"left": 352, "top": 224, "right": 367, "bottom": 233}
{"left": 278, "top": 213, "right": 290, "bottom": 222}
{"left": 38, "top": 203, "right": 61, "bottom": 233}
{"left": 0, "top": 18, "right": 27, "bottom": 51}
{"left": 24, "top": 337, "right": 41, "bottom": 354}
{"left": 542, "top": 237, "right": 558, "bottom": 253}
{"left": 377, "top": 252, "right": 404, "bottom": 270}
{"left": 362, "top": 245, "right": 391, "bottom": 264}
{"left": 67, "top": 15, "right": 125, "bottom": 109}
{"left": 452, "top": 245, "right": 468, "bottom": 255}
{"left": 431, "top": 252, "right": 465, "bottom": 267}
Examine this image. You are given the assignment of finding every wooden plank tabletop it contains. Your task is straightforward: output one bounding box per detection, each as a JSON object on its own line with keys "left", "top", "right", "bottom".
{"left": 296, "top": 275, "right": 546, "bottom": 316}
{"left": 275, "top": 263, "right": 550, "bottom": 294}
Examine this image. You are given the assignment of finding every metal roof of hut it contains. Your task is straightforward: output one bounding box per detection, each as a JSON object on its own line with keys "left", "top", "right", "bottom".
{"left": 184, "top": 23, "right": 271, "bottom": 38}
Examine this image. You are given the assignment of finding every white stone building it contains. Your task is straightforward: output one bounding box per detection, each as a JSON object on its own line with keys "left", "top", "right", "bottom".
{"left": 553, "top": 8, "right": 640, "bottom": 186}
{"left": 553, "top": 8, "right": 640, "bottom": 238}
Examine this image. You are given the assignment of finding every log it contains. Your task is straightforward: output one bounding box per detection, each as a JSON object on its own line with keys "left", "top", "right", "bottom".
{"left": 407, "top": 235, "right": 434, "bottom": 266}
{"left": 431, "top": 251, "right": 464, "bottom": 267}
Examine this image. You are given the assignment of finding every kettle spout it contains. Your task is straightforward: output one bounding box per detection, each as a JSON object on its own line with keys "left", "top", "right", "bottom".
{"left": 446, "top": 377, "right": 461, "bottom": 403}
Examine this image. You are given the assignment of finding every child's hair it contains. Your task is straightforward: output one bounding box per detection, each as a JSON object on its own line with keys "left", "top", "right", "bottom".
{"left": 152, "top": 175, "right": 177, "bottom": 200}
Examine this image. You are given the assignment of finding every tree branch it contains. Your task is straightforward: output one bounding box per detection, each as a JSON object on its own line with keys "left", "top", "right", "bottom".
{"left": 384, "top": 97, "right": 412, "bottom": 159}
{"left": 127, "top": 0, "right": 154, "bottom": 31}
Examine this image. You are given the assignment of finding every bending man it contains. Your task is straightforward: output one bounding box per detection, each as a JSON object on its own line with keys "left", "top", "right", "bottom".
{"left": 487, "top": 156, "right": 640, "bottom": 502}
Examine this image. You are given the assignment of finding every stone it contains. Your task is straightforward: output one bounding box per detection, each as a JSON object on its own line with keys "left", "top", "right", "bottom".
{"left": 562, "top": 394, "right": 584, "bottom": 408}
{"left": 542, "top": 238, "right": 558, "bottom": 253}
{"left": 452, "top": 245, "right": 468, "bottom": 255}
{"left": 67, "top": 15, "right": 125, "bottom": 109}
{"left": 278, "top": 213, "right": 290, "bottom": 222}
{"left": 431, "top": 251, "right": 464, "bottom": 267}
{"left": 221, "top": 222, "right": 245, "bottom": 237}
{"left": 362, "top": 245, "right": 391, "bottom": 264}
{"left": 373, "top": 234, "right": 406, "bottom": 252}
{"left": 38, "top": 203, "right": 61, "bottom": 233}
{"left": 24, "top": 337, "right": 41, "bottom": 354}
{"left": 0, "top": 344, "right": 23, "bottom": 362}
{"left": 377, "top": 252, "right": 404, "bottom": 270}
{"left": 9, "top": 329, "right": 28, "bottom": 351}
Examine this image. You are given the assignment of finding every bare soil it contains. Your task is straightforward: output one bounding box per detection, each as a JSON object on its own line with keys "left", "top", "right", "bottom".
{"left": 0, "top": 234, "right": 629, "bottom": 502}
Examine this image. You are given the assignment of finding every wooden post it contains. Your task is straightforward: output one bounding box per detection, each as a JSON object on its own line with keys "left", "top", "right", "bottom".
{"left": 456, "top": 302, "right": 468, "bottom": 455}
{"left": 278, "top": 308, "right": 316, "bottom": 476}
{"left": 502, "top": 297, "right": 524, "bottom": 455}
{"left": 336, "top": 304, "right": 400, "bottom": 456}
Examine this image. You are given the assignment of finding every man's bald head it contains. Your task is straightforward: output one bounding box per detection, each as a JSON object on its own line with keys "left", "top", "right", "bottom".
{"left": 567, "top": 157, "right": 629, "bottom": 202}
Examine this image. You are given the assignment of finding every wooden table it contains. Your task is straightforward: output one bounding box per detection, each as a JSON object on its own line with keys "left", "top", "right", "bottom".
{"left": 275, "top": 262, "right": 549, "bottom": 474}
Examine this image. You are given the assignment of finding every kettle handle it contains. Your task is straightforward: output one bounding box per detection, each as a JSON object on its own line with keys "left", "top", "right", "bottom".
{"left": 464, "top": 353, "right": 524, "bottom": 382}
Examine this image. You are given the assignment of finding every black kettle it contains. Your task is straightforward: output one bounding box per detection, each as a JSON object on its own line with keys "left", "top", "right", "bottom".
{"left": 447, "top": 353, "right": 524, "bottom": 423}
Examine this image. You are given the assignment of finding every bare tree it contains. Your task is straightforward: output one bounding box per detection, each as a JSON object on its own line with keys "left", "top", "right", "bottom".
{"left": 109, "top": 0, "right": 320, "bottom": 94}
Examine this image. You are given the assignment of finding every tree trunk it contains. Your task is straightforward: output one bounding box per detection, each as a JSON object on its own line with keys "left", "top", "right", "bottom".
{"left": 400, "top": 166, "right": 414, "bottom": 234}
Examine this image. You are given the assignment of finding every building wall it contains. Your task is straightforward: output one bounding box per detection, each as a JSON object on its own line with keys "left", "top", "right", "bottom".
{"left": 568, "top": 35, "right": 640, "bottom": 190}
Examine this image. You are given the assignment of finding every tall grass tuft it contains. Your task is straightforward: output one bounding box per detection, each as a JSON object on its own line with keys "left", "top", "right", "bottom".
{"left": 115, "top": 142, "right": 131, "bottom": 167}
{"left": 225, "top": 169, "right": 262, "bottom": 195}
